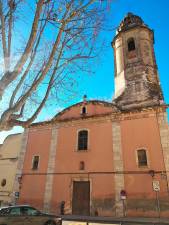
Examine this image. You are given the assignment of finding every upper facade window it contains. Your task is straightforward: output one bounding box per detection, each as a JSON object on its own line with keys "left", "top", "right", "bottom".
{"left": 81, "top": 106, "right": 87, "bottom": 115}
{"left": 32, "top": 155, "right": 40, "bottom": 170}
{"left": 78, "top": 130, "right": 88, "bottom": 151}
{"left": 128, "top": 38, "right": 135, "bottom": 51}
{"left": 137, "top": 149, "right": 148, "bottom": 167}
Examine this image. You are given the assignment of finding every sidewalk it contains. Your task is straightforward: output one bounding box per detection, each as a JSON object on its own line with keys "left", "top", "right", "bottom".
{"left": 60, "top": 214, "right": 169, "bottom": 224}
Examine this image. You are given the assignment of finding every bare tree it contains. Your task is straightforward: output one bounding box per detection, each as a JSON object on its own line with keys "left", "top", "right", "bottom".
{"left": 0, "top": 0, "right": 109, "bottom": 131}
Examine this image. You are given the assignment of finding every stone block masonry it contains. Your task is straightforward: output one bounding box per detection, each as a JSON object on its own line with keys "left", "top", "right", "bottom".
{"left": 43, "top": 126, "right": 58, "bottom": 212}
{"left": 112, "top": 122, "right": 125, "bottom": 217}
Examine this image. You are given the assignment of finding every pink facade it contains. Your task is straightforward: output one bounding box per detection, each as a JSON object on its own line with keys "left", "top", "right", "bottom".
{"left": 19, "top": 128, "right": 52, "bottom": 208}
{"left": 18, "top": 13, "right": 169, "bottom": 218}
{"left": 18, "top": 102, "right": 169, "bottom": 217}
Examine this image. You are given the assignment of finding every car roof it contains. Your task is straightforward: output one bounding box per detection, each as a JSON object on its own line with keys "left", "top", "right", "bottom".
{"left": 0, "top": 205, "right": 31, "bottom": 210}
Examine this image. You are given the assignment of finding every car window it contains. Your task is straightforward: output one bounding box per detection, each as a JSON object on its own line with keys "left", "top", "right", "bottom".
{"left": 21, "top": 207, "right": 40, "bottom": 216}
{"left": 10, "top": 207, "right": 21, "bottom": 215}
{"left": 0, "top": 208, "right": 10, "bottom": 215}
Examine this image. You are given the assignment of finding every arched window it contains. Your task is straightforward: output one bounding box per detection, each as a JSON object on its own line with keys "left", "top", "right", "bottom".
{"left": 81, "top": 106, "right": 86, "bottom": 115}
{"left": 128, "top": 38, "right": 135, "bottom": 51}
{"left": 79, "top": 161, "right": 85, "bottom": 170}
{"left": 78, "top": 130, "right": 88, "bottom": 150}
{"left": 137, "top": 149, "right": 148, "bottom": 167}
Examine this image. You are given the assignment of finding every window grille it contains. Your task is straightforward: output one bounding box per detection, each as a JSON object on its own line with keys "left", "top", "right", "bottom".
{"left": 137, "top": 149, "right": 148, "bottom": 167}
{"left": 78, "top": 130, "right": 88, "bottom": 150}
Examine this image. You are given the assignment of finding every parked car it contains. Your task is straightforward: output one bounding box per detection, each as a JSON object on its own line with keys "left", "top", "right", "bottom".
{"left": 0, "top": 205, "right": 61, "bottom": 225}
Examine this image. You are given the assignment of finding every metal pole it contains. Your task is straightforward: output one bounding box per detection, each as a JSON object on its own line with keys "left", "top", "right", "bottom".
{"left": 156, "top": 191, "right": 160, "bottom": 218}
{"left": 122, "top": 199, "right": 126, "bottom": 217}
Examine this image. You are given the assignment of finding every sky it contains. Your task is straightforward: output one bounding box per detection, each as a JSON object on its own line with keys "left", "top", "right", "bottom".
{"left": 0, "top": 0, "right": 169, "bottom": 144}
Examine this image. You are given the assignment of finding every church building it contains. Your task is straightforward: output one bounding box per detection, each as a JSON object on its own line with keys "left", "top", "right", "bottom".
{"left": 14, "top": 13, "right": 169, "bottom": 218}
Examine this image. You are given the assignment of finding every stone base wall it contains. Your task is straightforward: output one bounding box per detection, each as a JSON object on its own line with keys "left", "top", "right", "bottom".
{"left": 126, "top": 197, "right": 169, "bottom": 217}
{"left": 92, "top": 196, "right": 115, "bottom": 216}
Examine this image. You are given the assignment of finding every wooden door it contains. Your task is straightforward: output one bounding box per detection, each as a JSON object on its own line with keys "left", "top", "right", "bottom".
{"left": 72, "top": 181, "right": 90, "bottom": 215}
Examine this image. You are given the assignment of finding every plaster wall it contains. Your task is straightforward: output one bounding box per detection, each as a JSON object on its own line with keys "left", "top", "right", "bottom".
{"left": 120, "top": 112, "right": 169, "bottom": 217}
{"left": 57, "top": 103, "right": 113, "bottom": 121}
{"left": 50, "top": 120, "right": 115, "bottom": 215}
{"left": 18, "top": 108, "right": 169, "bottom": 217}
{"left": 0, "top": 134, "right": 22, "bottom": 205}
{"left": 18, "top": 127, "right": 52, "bottom": 210}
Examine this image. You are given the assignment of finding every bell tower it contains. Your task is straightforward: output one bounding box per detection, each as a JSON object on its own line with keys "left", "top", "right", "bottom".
{"left": 112, "top": 13, "right": 164, "bottom": 110}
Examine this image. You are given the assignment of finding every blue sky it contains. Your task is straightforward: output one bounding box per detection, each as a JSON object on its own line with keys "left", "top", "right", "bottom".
{"left": 0, "top": 0, "right": 169, "bottom": 144}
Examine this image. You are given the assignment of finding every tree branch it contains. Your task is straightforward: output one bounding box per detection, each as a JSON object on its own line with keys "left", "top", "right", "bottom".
{"left": 0, "top": 0, "right": 44, "bottom": 99}
{"left": 9, "top": 15, "right": 48, "bottom": 107}
{"left": 10, "top": 36, "right": 65, "bottom": 127}
{"left": 0, "top": 0, "right": 8, "bottom": 70}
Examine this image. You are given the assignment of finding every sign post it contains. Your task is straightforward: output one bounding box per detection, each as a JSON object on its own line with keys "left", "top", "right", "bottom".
{"left": 14, "top": 192, "right": 19, "bottom": 199}
{"left": 120, "top": 190, "right": 127, "bottom": 217}
{"left": 152, "top": 180, "right": 160, "bottom": 218}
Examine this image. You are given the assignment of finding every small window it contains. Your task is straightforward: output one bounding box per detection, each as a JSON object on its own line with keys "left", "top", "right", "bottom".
{"left": 32, "top": 156, "right": 39, "bottom": 170}
{"left": 79, "top": 161, "right": 85, "bottom": 170}
{"left": 21, "top": 207, "right": 39, "bottom": 216}
{"left": 78, "top": 130, "right": 88, "bottom": 151}
{"left": 128, "top": 38, "right": 135, "bottom": 51}
{"left": 137, "top": 149, "right": 148, "bottom": 167}
{"left": 1, "top": 179, "right": 6, "bottom": 187}
{"left": 0, "top": 207, "right": 10, "bottom": 215}
{"left": 10, "top": 207, "right": 21, "bottom": 215}
{"left": 81, "top": 106, "right": 86, "bottom": 115}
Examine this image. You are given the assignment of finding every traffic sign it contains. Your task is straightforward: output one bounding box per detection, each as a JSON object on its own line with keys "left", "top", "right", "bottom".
{"left": 152, "top": 181, "right": 160, "bottom": 192}
{"left": 120, "top": 190, "right": 127, "bottom": 199}
{"left": 15, "top": 192, "right": 19, "bottom": 198}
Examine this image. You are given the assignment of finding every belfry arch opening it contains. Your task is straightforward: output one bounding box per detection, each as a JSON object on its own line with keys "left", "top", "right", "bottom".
{"left": 127, "top": 38, "right": 135, "bottom": 51}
